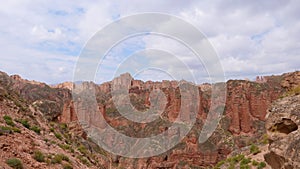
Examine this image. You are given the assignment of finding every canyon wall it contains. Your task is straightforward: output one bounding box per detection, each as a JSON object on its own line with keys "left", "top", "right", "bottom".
{"left": 1, "top": 70, "right": 298, "bottom": 168}
{"left": 53, "top": 72, "right": 299, "bottom": 167}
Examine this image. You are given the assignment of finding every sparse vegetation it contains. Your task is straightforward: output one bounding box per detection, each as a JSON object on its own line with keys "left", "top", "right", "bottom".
{"left": 250, "top": 144, "right": 261, "bottom": 155}
{"left": 213, "top": 153, "right": 267, "bottom": 169}
{"left": 51, "top": 154, "right": 63, "bottom": 164}
{"left": 6, "top": 158, "right": 23, "bottom": 169}
{"left": 3, "top": 115, "right": 15, "bottom": 126}
{"left": 281, "top": 85, "right": 300, "bottom": 98}
{"left": 54, "top": 132, "right": 63, "bottom": 140}
{"left": 77, "top": 155, "right": 90, "bottom": 166}
{"left": 240, "top": 157, "right": 251, "bottom": 165}
{"left": 30, "top": 125, "right": 41, "bottom": 134}
{"left": 258, "top": 162, "right": 266, "bottom": 169}
{"left": 33, "top": 150, "right": 45, "bottom": 162}
{"left": 50, "top": 154, "right": 69, "bottom": 164}
{"left": 215, "top": 160, "right": 225, "bottom": 168}
{"left": 287, "top": 86, "right": 300, "bottom": 96}
{"left": 60, "top": 154, "right": 70, "bottom": 162}
{"left": 0, "top": 126, "right": 21, "bottom": 134}
{"left": 77, "top": 145, "right": 88, "bottom": 155}
{"left": 59, "top": 144, "right": 71, "bottom": 150}
{"left": 59, "top": 123, "right": 68, "bottom": 131}
{"left": 252, "top": 160, "right": 259, "bottom": 166}
{"left": 16, "top": 119, "right": 30, "bottom": 129}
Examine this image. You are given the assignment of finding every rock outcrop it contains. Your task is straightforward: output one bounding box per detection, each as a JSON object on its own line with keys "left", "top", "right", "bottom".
{"left": 226, "top": 80, "right": 283, "bottom": 135}
{"left": 280, "top": 71, "right": 300, "bottom": 89}
{"left": 264, "top": 94, "right": 300, "bottom": 169}
{"left": 52, "top": 82, "right": 74, "bottom": 90}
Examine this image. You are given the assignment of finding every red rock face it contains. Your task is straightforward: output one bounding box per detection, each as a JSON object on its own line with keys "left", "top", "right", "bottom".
{"left": 4, "top": 71, "right": 295, "bottom": 168}
{"left": 58, "top": 101, "right": 77, "bottom": 123}
{"left": 51, "top": 72, "right": 289, "bottom": 167}
{"left": 225, "top": 80, "right": 283, "bottom": 134}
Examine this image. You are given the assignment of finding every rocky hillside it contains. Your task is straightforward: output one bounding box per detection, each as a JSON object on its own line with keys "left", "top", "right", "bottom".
{"left": 0, "top": 72, "right": 111, "bottom": 168}
{"left": 0, "top": 70, "right": 299, "bottom": 168}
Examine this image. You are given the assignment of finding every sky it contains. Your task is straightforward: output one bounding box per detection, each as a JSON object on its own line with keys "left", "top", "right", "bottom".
{"left": 0, "top": 0, "right": 299, "bottom": 84}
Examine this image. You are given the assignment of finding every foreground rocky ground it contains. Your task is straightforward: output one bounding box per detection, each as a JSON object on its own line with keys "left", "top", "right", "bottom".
{"left": 0, "top": 70, "right": 299, "bottom": 168}
{"left": 264, "top": 94, "right": 300, "bottom": 168}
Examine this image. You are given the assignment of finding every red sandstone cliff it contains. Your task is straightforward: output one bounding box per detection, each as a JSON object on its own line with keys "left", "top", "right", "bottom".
{"left": 1, "top": 70, "right": 298, "bottom": 168}
{"left": 53, "top": 71, "right": 299, "bottom": 167}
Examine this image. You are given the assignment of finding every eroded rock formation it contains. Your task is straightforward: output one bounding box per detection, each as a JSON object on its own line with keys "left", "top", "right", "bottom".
{"left": 1, "top": 70, "right": 299, "bottom": 168}
{"left": 54, "top": 72, "right": 296, "bottom": 167}
{"left": 264, "top": 94, "right": 300, "bottom": 169}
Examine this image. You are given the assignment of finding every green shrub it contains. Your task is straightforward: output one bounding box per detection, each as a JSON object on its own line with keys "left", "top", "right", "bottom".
{"left": 3, "top": 115, "right": 15, "bottom": 126}
{"left": 60, "top": 154, "right": 70, "bottom": 162}
{"left": 77, "top": 145, "right": 88, "bottom": 155}
{"left": 58, "top": 144, "right": 72, "bottom": 150}
{"left": 240, "top": 158, "right": 251, "bottom": 165}
{"left": 250, "top": 144, "right": 261, "bottom": 155}
{"left": 252, "top": 160, "right": 259, "bottom": 166}
{"left": 54, "top": 132, "right": 63, "bottom": 140}
{"left": 59, "top": 123, "right": 68, "bottom": 131}
{"left": 77, "top": 156, "right": 90, "bottom": 166}
{"left": 0, "top": 126, "right": 21, "bottom": 134}
{"left": 33, "top": 151, "right": 45, "bottom": 162}
{"left": 11, "top": 127, "right": 21, "bottom": 133}
{"left": 215, "top": 160, "right": 225, "bottom": 168}
{"left": 258, "top": 162, "right": 266, "bottom": 169}
{"left": 51, "top": 154, "right": 62, "bottom": 164}
{"left": 6, "top": 158, "right": 23, "bottom": 169}
{"left": 232, "top": 154, "right": 244, "bottom": 163}
{"left": 30, "top": 125, "right": 41, "bottom": 134}
{"left": 17, "top": 119, "right": 30, "bottom": 129}
{"left": 0, "top": 126, "right": 12, "bottom": 135}
{"left": 3, "top": 115, "right": 12, "bottom": 121}
{"left": 59, "top": 144, "right": 71, "bottom": 150}
{"left": 51, "top": 154, "right": 70, "bottom": 164}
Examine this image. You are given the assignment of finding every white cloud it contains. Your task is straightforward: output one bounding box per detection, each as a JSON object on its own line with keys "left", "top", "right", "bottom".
{"left": 31, "top": 25, "right": 64, "bottom": 41}
{"left": 0, "top": 0, "right": 299, "bottom": 83}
